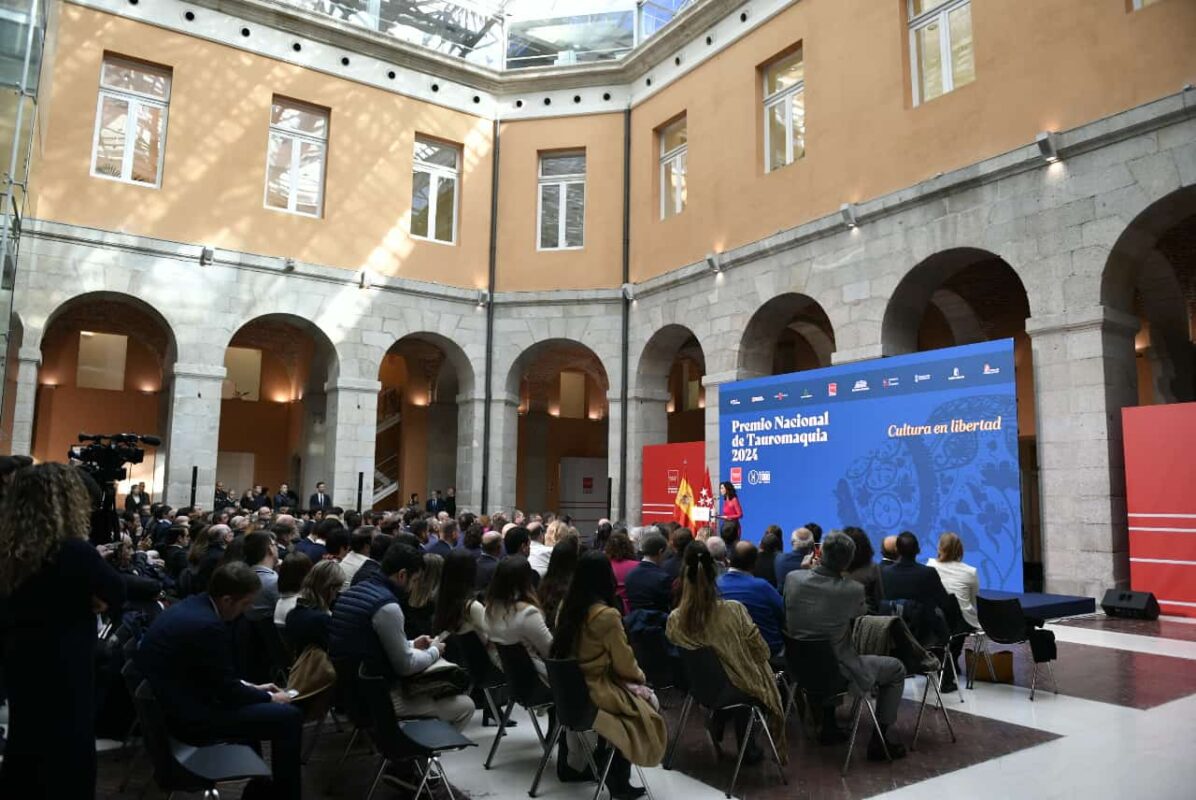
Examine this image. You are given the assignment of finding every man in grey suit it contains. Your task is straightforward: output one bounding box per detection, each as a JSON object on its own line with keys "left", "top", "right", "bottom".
{"left": 784, "top": 530, "right": 907, "bottom": 760}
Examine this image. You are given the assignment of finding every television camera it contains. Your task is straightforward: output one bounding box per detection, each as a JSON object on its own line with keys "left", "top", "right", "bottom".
{"left": 69, "top": 432, "right": 161, "bottom": 545}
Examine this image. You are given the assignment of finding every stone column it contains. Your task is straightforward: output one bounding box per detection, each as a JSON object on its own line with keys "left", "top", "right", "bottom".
{"left": 624, "top": 387, "right": 670, "bottom": 527}
{"left": 162, "top": 363, "right": 225, "bottom": 508}
{"left": 455, "top": 393, "right": 486, "bottom": 515}
{"left": 1027, "top": 306, "right": 1140, "bottom": 598}
{"left": 606, "top": 391, "right": 624, "bottom": 523}
{"left": 485, "top": 391, "right": 520, "bottom": 515}
{"left": 324, "top": 377, "right": 381, "bottom": 511}
{"left": 8, "top": 346, "right": 41, "bottom": 456}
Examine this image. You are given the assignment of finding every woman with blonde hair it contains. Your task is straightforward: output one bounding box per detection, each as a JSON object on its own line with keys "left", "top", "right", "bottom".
{"left": 0, "top": 463, "right": 125, "bottom": 798}
{"left": 284, "top": 559, "right": 346, "bottom": 653}
{"left": 667, "top": 541, "right": 785, "bottom": 766}
{"left": 403, "top": 552, "right": 443, "bottom": 638}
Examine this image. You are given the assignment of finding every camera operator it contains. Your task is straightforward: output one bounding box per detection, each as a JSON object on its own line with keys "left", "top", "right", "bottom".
{"left": 0, "top": 462, "right": 126, "bottom": 799}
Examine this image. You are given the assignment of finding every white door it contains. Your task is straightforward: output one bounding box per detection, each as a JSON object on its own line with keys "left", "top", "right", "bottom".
{"left": 559, "top": 457, "right": 609, "bottom": 539}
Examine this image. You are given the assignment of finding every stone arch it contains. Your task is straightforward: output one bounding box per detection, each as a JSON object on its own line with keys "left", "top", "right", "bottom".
{"left": 1100, "top": 185, "right": 1196, "bottom": 405}
{"left": 738, "top": 293, "right": 836, "bottom": 377}
{"left": 504, "top": 337, "right": 611, "bottom": 404}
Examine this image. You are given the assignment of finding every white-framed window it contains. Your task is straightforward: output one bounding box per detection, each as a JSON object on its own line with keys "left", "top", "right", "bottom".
{"left": 908, "top": 0, "right": 975, "bottom": 105}
{"left": 659, "top": 117, "right": 687, "bottom": 220}
{"left": 763, "top": 48, "right": 805, "bottom": 172}
{"left": 91, "top": 55, "right": 171, "bottom": 187}
{"left": 537, "top": 151, "right": 585, "bottom": 250}
{"left": 1131, "top": 0, "right": 1162, "bottom": 8}
{"left": 411, "top": 136, "right": 460, "bottom": 244}
{"left": 264, "top": 97, "right": 328, "bottom": 217}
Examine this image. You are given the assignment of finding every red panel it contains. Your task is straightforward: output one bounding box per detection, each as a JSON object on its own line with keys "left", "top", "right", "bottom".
{"left": 641, "top": 442, "right": 704, "bottom": 524}
{"left": 1123, "top": 402, "right": 1196, "bottom": 618}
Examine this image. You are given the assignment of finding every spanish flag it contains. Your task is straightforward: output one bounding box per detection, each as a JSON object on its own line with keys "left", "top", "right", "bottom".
{"left": 673, "top": 472, "right": 695, "bottom": 529}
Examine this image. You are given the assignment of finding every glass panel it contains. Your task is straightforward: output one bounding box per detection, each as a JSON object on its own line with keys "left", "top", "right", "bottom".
{"left": 101, "top": 58, "right": 171, "bottom": 100}
{"left": 791, "top": 89, "right": 806, "bottom": 161}
{"left": 911, "top": 0, "right": 952, "bottom": 15}
{"left": 539, "top": 183, "right": 559, "bottom": 248}
{"left": 130, "top": 102, "right": 163, "bottom": 184}
{"left": 540, "top": 152, "right": 585, "bottom": 177}
{"left": 410, "top": 169, "right": 430, "bottom": 237}
{"left": 76, "top": 331, "right": 128, "bottom": 391}
{"left": 916, "top": 21, "right": 943, "bottom": 102}
{"left": 265, "top": 132, "right": 292, "bottom": 209}
{"left": 564, "top": 181, "right": 584, "bottom": 247}
{"left": 94, "top": 94, "right": 128, "bottom": 178}
{"left": 661, "top": 119, "right": 687, "bottom": 153}
{"left": 764, "top": 49, "right": 804, "bottom": 97}
{"left": 270, "top": 101, "right": 327, "bottom": 139}
{"left": 415, "top": 137, "right": 458, "bottom": 169}
{"left": 766, "top": 100, "right": 787, "bottom": 170}
{"left": 674, "top": 152, "right": 687, "bottom": 214}
{"left": 434, "top": 175, "right": 456, "bottom": 242}
{"left": 948, "top": 3, "right": 975, "bottom": 90}
{"left": 295, "top": 140, "right": 324, "bottom": 216}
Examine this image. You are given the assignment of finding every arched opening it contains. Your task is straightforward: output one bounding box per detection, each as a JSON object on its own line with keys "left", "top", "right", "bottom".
{"left": 216, "top": 314, "right": 338, "bottom": 510}
{"left": 637, "top": 324, "right": 707, "bottom": 444}
{"left": 739, "top": 293, "right": 835, "bottom": 377}
{"left": 1102, "top": 186, "right": 1196, "bottom": 408}
{"left": 32, "top": 293, "right": 176, "bottom": 503}
{"left": 375, "top": 334, "right": 473, "bottom": 511}
{"left": 884, "top": 249, "right": 1039, "bottom": 584}
{"left": 509, "top": 339, "right": 609, "bottom": 525}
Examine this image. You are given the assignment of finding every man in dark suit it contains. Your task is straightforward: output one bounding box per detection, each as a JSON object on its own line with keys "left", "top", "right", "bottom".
{"left": 309, "top": 481, "right": 333, "bottom": 512}
{"left": 425, "top": 490, "right": 446, "bottom": 516}
{"left": 444, "top": 487, "right": 457, "bottom": 518}
{"left": 273, "top": 483, "right": 295, "bottom": 511}
{"left": 625, "top": 531, "right": 673, "bottom": 613}
{"left": 137, "top": 562, "right": 303, "bottom": 798}
{"left": 661, "top": 527, "right": 693, "bottom": 580}
{"left": 474, "top": 531, "right": 503, "bottom": 592}
{"left": 161, "top": 525, "right": 191, "bottom": 582}
{"left": 424, "top": 519, "right": 456, "bottom": 557}
{"left": 213, "top": 481, "right": 232, "bottom": 511}
{"left": 880, "top": 531, "right": 952, "bottom": 646}
{"left": 784, "top": 531, "right": 907, "bottom": 760}
{"left": 124, "top": 482, "right": 149, "bottom": 513}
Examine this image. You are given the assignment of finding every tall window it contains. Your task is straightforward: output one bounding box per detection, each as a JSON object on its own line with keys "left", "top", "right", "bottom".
{"left": 763, "top": 48, "right": 805, "bottom": 172}
{"left": 265, "top": 98, "right": 328, "bottom": 217}
{"left": 538, "top": 151, "right": 585, "bottom": 250}
{"left": 659, "top": 117, "right": 687, "bottom": 220}
{"left": 91, "top": 55, "right": 171, "bottom": 187}
{"left": 411, "top": 136, "right": 459, "bottom": 244}
{"left": 908, "top": 0, "right": 975, "bottom": 105}
{"left": 1132, "top": 0, "right": 1162, "bottom": 8}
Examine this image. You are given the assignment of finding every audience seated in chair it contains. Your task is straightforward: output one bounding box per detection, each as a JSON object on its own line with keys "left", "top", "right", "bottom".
{"left": 843, "top": 527, "right": 885, "bottom": 615}
{"left": 881, "top": 531, "right": 952, "bottom": 647}
{"left": 784, "top": 530, "right": 907, "bottom": 761}
{"left": 625, "top": 531, "right": 673, "bottom": 614}
{"left": 284, "top": 559, "right": 345, "bottom": 654}
{"left": 243, "top": 531, "right": 280, "bottom": 623}
{"left": 774, "top": 527, "right": 815, "bottom": 587}
{"left": 717, "top": 541, "right": 787, "bottom": 660}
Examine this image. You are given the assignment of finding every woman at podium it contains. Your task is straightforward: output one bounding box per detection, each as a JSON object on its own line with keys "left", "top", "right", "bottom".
{"left": 719, "top": 481, "right": 743, "bottom": 534}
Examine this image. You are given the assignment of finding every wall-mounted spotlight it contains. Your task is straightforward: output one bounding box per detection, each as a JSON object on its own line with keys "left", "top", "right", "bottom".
{"left": 705, "top": 252, "right": 722, "bottom": 273}
{"left": 1036, "top": 131, "right": 1060, "bottom": 163}
{"left": 840, "top": 202, "right": 858, "bottom": 228}
{"left": 283, "top": 257, "right": 296, "bottom": 272}
{"left": 199, "top": 245, "right": 215, "bottom": 266}
{"left": 358, "top": 268, "right": 373, "bottom": 289}
{"left": 620, "top": 282, "right": 635, "bottom": 301}
{"left": 476, "top": 288, "right": 490, "bottom": 307}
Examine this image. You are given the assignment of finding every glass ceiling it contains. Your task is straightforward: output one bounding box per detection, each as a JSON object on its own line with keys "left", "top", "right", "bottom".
{"left": 278, "top": 0, "right": 694, "bottom": 70}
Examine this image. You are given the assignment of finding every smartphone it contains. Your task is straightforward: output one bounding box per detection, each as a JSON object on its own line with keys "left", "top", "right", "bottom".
{"left": 286, "top": 688, "right": 299, "bottom": 699}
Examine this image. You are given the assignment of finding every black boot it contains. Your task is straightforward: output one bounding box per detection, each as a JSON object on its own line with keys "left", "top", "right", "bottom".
{"left": 605, "top": 752, "right": 646, "bottom": 800}
{"left": 867, "top": 724, "right": 907, "bottom": 761}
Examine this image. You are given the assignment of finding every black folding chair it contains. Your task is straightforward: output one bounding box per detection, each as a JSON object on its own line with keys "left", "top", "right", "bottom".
{"left": 132, "top": 679, "right": 271, "bottom": 800}
{"left": 326, "top": 657, "right": 374, "bottom": 789}
{"left": 445, "top": 631, "right": 507, "bottom": 728}
{"left": 356, "top": 665, "right": 477, "bottom": 800}
{"left": 662, "top": 646, "right": 786, "bottom": 798}
{"left": 627, "top": 624, "right": 682, "bottom": 697}
{"left": 529, "top": 659, "right": 655, "bottom": 799}
{"left": 975, "top": 596, "right": 1058, "bottom": 701}
{"left": 785, "top": 636, "right": 889, "bottom": 776}
{"left": 486, "top": 643, "right": 555, "bottom": 769}
{"left": 939, "top": 594, "right": 978, "bottom": 703}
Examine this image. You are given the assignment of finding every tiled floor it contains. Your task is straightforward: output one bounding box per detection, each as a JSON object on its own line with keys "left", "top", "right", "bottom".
{"left": 1056, "top": 613, "right": 1196, "bottom": 642}
{"left": 93, "top": 614, "right": 1196, "bottom": 800}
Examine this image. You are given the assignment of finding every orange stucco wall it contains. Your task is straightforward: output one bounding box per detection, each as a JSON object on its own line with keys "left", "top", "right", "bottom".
{"left": 27, "top": 0, "right": 1196, "bottom": 290}
{"left": 29, "top": 4, "right": 493, "bottom": 289}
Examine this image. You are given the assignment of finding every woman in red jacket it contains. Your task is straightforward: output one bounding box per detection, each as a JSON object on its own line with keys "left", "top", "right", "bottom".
{"left": 719, "top": 481, "right": 743, "bottom": 533}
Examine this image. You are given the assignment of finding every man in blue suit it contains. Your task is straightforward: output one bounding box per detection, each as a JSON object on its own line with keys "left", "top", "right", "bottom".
{"left": 718, "top": 541, "right": 786, "bottom": 658}
{"left": 625, "top": 531, "right": 673, "bottom": 613}
{"left": 137, "top": 562, "right": 303, "bottom": 799}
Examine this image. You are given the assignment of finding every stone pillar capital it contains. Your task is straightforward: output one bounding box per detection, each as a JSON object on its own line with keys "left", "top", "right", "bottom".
{"left": 628, "top": 388, "right": 671, "bottom": 403}
{"left": 325, "top": 377, "right": 382, "bottom": 394}
{"left": 171, "top": 363, "right": 227, "bottom": 381}
{"left": 16, "top": 346, "right": 41, "bottom": 364}
{"left": 1025, "top": 306, "right": 1139, "bottom": 339}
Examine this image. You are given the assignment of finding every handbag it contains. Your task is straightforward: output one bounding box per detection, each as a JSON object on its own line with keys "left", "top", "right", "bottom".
{"left": 402, "top": 657, "right": 472, "bottom": 700}
{"left": 287, "top": 645, "right": 337, "bottom": 700}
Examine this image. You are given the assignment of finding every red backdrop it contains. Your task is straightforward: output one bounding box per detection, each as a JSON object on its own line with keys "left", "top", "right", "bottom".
{"left": 641, "top": 442, "right": 705, "bottom": 524}
{"left": 1123, "top": 402, "right": 1196, "bottom": 618}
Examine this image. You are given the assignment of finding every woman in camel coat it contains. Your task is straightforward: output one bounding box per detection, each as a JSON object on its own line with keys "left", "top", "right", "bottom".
{"left": 552, "top": 551, "right": 666, "bottom": 800}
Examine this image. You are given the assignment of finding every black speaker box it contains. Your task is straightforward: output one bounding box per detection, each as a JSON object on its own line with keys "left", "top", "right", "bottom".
{"left": 1100, "top": 589, "right": 1160, "bottom": 620}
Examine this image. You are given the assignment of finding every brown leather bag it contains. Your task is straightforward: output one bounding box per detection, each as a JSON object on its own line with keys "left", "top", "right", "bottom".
{"left": 287, "top": 645, "right": 336, "bottom": 700}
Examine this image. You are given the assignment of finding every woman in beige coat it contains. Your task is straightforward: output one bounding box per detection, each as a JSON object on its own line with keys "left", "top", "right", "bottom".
{"left": 551, "top": 551, "right": 667, "bottom": 800}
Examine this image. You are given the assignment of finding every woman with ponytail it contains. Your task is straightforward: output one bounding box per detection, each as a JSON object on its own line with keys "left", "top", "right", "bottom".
{"left": 666, "top": 541, "right": 786, "bottom": 764}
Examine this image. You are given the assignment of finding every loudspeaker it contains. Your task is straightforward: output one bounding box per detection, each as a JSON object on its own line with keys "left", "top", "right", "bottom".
{"left": 1101, "top": 589, "right": 1160, "bottom": 620}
